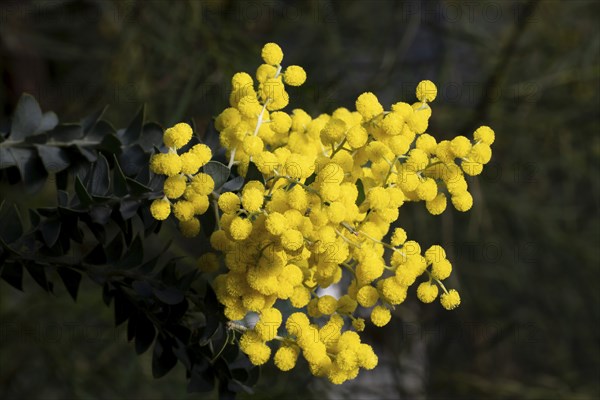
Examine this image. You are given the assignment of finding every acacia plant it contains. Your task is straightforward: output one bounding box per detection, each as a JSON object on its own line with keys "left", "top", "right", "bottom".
{"left": 0, "top": 43, "right": 494, "bottom": 396}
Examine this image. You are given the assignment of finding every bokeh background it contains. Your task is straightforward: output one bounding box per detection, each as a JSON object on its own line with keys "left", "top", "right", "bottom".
{"left": 1, "top": 0, "right": 599, "bottom": 399}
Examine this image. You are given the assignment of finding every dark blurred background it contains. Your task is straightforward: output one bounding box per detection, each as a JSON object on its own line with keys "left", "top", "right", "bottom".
{"left": 0, "top": 0, "right": 598, "bottom": 399}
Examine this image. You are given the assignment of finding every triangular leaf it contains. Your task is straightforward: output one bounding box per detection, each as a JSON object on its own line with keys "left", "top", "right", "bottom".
{"left": 122, "top": 105, "right": 145, "bottom": 145}
{"left": 135, "top": 314, "right": 156, "bottom": 355}
{"left": 356, "top": 179, "right": 366, "bottom": 206}
{"left": 244, "top": 161, "right": 263, "bottom": 184}
{"left": 0, "top": 202, "right": 23, "bottom": 244}
{"left": 75, "top": 176, "right": 93, "bottom": 206}
{"left": 26, "top": 264, "right": 52, "bottom": 292}
{"left": 152, "top": 336, "right": 178, "bottom": 379}
{"left": 10, "top": 94, "right": 42, "bottom": 140}
{"left": 203, "top": 161, "right": 230, "bottom": 189}
{"left": 88, "top": 153, "right": 110, "bottom": 196}
{"left": 35, "top": 144, "right": 70, "bottom": 173}
{"left": 37, "top": 111, "right": 59, "bottom": 133}
{"left": 112, "top": 155, "right": 129, "bottom": 197}
{"left": 57, "top": 267, "right": 82, "bottom": 301}
{"left": 81, "top": 105, "right": 108, "bottom": 134}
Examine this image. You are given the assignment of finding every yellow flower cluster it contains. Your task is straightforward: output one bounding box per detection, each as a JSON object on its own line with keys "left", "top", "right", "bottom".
{"left": 149, "top": 43, "right": 495, "bottom": 384}
{"left": 149, "top": 122, "right": 214, "bottom": 237}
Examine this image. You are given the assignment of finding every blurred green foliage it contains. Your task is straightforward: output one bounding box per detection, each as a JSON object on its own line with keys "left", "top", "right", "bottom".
{"left": 1, "top": 0, "right": 598, "bottom": 399}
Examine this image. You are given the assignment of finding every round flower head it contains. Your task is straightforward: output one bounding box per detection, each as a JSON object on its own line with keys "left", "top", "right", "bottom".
{"left": 474, "top": 125, "right": 495, "bottom": 145}
{"left": 164, "top": 123, "right": 193, "bottom": 149}
{"left": 440, "top": 289, "right": 461, "bottom": 310}
{"left": 218, "top": 192, "right": 240, "bottom": 214}
{"left": 150, "top": 152, "right": 182, "bottom": 177}
{"left": 261, "top": 42, "right": 284, "bottom": 65}
{"left": 231, "top": 72, "right": 253, "bottom": 88}
{"left": 179, "top": 217, "right": 200, "bottom": 238}
{"left": 284, "top": 65, "right": 307, "bottom": 86}
{"left": 229, "top": 217, "right": 252, "bottom": 241}
{"left": 197, "top": 253, "right": 219, "bottom": 273}
{"left": 370, "top": 305, "right": 391, "bottom": 327}
{"left": 191, "top": 144, "right": 212, "bottom": 166}
{"left": 426, "top": 193, "right": 447, "bottom": 215}
{"left": 172, "top": 200, "right": 194, "bottom": 221}
{"left": 356, "top": 92, "right": 384, "bottom": 120}
{"left": 416, "top": 80, "right": 437, "bottom": 102}
{"left": 417, "top": 281, "right": 439, "bottom": 303}
{"left": 150, "top": 198, "right": 171, "bottom": 220}
{"left": 163, "top": 175, "right": 186, "bottom": 199}
{"left": 274, "top": 346, "right": 299, "bottom": 371}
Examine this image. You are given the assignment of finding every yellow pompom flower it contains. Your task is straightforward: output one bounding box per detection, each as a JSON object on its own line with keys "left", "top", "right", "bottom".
{"left": 346, "top": 125, "right": 368, "bottom": 149}
{"left": 191, "top": 144, "right": 213, "bottom": 167}
{"left": 164, "top": 123, "right": 193, "bottom": 149}
{"left": 426, "top": 193, "right": 447, "bottom": 215}
{"left": 425, "top": 245, "right": 446, "bottom": 264}
{"left": 241, "top": 187, "right": 264, "bottom": 212}
{"left": 191, "top": 173, "right": 215, "bottom": 196}
{"left": 416, "top": 133, "right": 437, "bottom": 154}
{"left": 416, "top": 80, "right": 437, "bottom": 102}
{"left": 356, "top": 285, "right": 379, "bottom": 307}
{"left": 390, "top": 227, "right": 407, "bottom": 246}
{"left": 367, "top": 187, "right": 389, "bottom": 210}
{"left": 355, "top": 92, "right": 383, "bottom": 120}
{"left": 237, "top": 95, "right": 263, "bottom": 118}
{"left": 416, "top": 281, "right": 439, "bottom": 303}
{"left": 461, "top": 161, "right": 483, "bottom": 176}
{"left": 274, "top": 346, "right": 299, "bottom": 371}
{"left": 356, "top": 343, "right": 378, "bottom": 370}
{"left": 450, "top": 136, "right": 472, "bottom": 158}
{"left": 440, "top": 289, "right": 461, "bottom": 310}
{"left": 150, "top": 152, "right": 182, "bottom": 177}
{"left": 150, "top": 198, "right": 171, "bottom": 220}
{"left": 179, "top": 151, "right": 202, "bottom": 175}
{"left": 173, "top": 200, "right": 195, "bottom": 221}
{"left": 290, "top": 286, "right": 311, "bottom": 308}
{"left": 416, "top": 177, "right": 438, "bottom": 201}
{"left": 243, "top": 135, "right": 264, "bottom": 156}
{"left": 381, "top": 112, "right": 404, "bottom": 135}
{"left": 230, "top": 217, "right": 253, "bottom": 241}
{"left": 474, "top": 125, "right": 495, "bottom": 145}
{"left": 337, "top": 295, "right": 358, "bottom": 314}
{"left": 451, "top": 191, "right": 473, "bottom": 212}
{"left": 231, "top": 72, "right": 253, "bottom": 88}
{"left": 284, "top": 65, "right": 306, "bottom": 86}
{"left": 281, "top": 229, "right": 304, "bottom": 251}
{"left": 215, "top": 107, "right": 242, "bottom": 131}
{"left": 261, "top": 42, "right": 284, "bottom": 65}
{"left": 431, "top": 258, "right": 452, "bottom": 280}
{"left": 317, "top": 295, "right": 338, "bottom": 315}
{"left": 218, "top": 192, "right": 240, "bottom": 214}
{"left": 370, "top": 305, "right": 391, "bottom": 327}
{"left": 265, "top": 212, "right": 287, "bottom": 235}
{"left": 197, "top": 252, "right": 219, "bottom": 273}
{"left": 179, "top": 217, "right": 200, "bottom": 238}
{"left": 270, "top": 111, "right": 292, "bottom": 134}
{"left": 256, "top": 64, "right": 277, "bottom": 83}
{"left": 163, "top": 175, "right": 186, "bottom": 199}
{"left": 352, "top": 318, "right": 366, "bottom": 332}
{"left": 469, "top": 143, "right": 492, "bottom": 164}
{"left": 256, "top": 308, "right": 283, "bottom": 341}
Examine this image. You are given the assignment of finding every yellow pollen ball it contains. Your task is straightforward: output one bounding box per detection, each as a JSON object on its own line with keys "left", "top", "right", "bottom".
{"left": 416, "top": 80, "right": 438, "bottom": 102}
{"left": 440, "top": 289, "right": 461, "bottom": 310}
{"left": 370, "top": 305, "right": 391, "bottom": 327}
{"left": 284, "top": 65, "right": 306, "bottom": 86}
{"left": 150, "top": 198, "right": 171, "bottom": 220}
{"left": 261, "top": 42, "right": 284, "bottom": 65}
